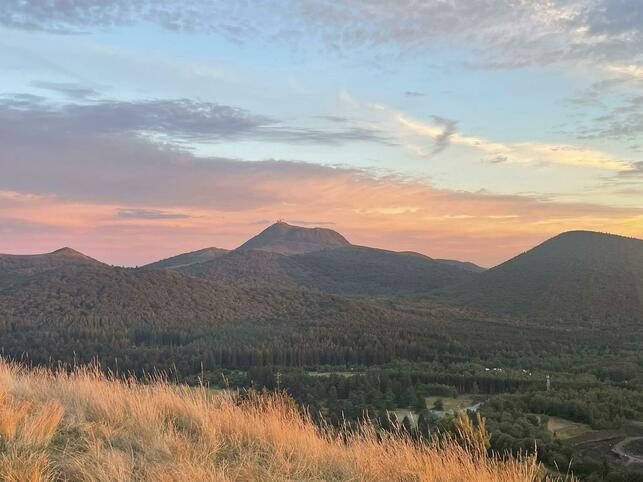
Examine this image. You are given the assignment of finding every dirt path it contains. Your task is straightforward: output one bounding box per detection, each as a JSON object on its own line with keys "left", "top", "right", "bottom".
{"left": 612, "top": 437, "right": 643, "bottom": 466}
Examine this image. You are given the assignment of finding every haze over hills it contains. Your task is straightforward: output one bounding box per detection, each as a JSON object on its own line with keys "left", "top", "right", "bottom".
{"left": 145, "top": 247, "right": 230, "bottom": 269}
{"left": 440, "top": 231, "right": 643, "bottom": 323}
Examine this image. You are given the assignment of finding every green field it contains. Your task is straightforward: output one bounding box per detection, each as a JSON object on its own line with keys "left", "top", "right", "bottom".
{"left": 425, "top": 396, "right": 475, "bottom": 412}
{"left": 546, "top": 416, "right": 593, "bottom": 440}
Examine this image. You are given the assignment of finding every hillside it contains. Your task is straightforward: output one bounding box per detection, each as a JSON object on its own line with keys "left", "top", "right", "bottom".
{"left": 236, "top": 221, "right": 351, "bottom": 254}
{"left": 0, "top": 248, "right": 101, "bottom": 288}
{"left": 0, "top": 248, "right": 435, "bottom": 372}
{"left": 180, "top": 245, "right": 479, "bottom": 296}
{"left": 289, "top": 246, "right": 480, "bottom": 295}
{"left": 180, "top": 249, "right": 304, "bottom": 290}
{"left": 0, "top": 360, "right": 543, "bottom": 482}
{"left": 441, "top": 231, "right": 643, "bottom": 323}
{"left": 144, "top": 247, "right": 229, "bottom": 269}
{"left": 434, "top": 258, "right": 486, "bottom": 273}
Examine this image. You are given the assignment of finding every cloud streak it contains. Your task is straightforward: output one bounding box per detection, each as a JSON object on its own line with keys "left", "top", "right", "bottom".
{"left": 391, "top": 109, "right": 631, "bottom": 171}
{"left": 30, "top": 81, "right": 99, "bottom": 99}
{"left": 117, "top": 208, "right": 192, "bottom": 220}
{"left": 0, "top": 95, "right": 394, "bottom": 146}
{"left": 0, "top": 98, "right": 641, "bottom": 267}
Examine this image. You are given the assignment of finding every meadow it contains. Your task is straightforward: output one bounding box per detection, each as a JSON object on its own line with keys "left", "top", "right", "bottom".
{"left": 0, "top": 359, "right": 549, "bottom": 482}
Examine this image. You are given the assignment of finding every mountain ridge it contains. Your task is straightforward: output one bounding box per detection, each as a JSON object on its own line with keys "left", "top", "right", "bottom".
{"left": 145, "top": 247, "right": 230, "bottom": 269}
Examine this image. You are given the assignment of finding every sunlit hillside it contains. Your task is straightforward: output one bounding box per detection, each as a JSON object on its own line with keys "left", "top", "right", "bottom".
{"left": 0, "top": 360, "right": 549, "bottom": 482}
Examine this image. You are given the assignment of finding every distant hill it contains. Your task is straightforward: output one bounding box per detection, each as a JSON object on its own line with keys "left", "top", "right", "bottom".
{"left": 441, "top": 231, "right": 643, "bottom": 323}
{"left": 180, "top": 249, "right": 304, "bottom": 290}
{"left": 400, "top": 251, "right": 485, "bottom": 273}
{"left": 0, "top": 248, "right": 102, "bottom": 288}
{"left": 144, "top": 222, "right": 480, "bottom": 296}
{"left": 180, "top": 245, "right": 479, "bottom": 296}
{"left": 236, "top": 221, "right": 350, "bottom": 254}
{"left": 144, "top": 247, "right": 229, "bottom": 269}
{"left": 0, "top": 260, "right": 380, "bottom": 328}
{"left": 0, "top": 247, "right": 430, "bottom": 371}
{"left": 433, "top": 258, "right": 486, "bottom": 273}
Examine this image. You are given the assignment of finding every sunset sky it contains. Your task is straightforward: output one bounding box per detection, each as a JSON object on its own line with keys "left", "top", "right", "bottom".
{"left": 1, "top": 1, "right": 642, "bottom": 267}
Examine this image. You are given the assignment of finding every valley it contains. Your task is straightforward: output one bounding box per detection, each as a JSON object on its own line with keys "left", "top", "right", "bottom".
{"left": 1, "top": 222, "right": 642, "bottom": 480}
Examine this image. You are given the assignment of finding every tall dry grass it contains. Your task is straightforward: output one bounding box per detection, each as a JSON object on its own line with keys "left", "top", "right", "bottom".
{"left": 0, "top": 359, "right": 551, "bottom": 481}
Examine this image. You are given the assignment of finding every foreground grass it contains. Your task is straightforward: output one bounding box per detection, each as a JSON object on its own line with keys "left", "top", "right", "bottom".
{"left": 0, "top": 360, "right": 549, "bottom": 481}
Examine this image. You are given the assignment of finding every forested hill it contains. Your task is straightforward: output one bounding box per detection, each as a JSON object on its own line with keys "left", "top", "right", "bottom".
{"left": 177, "top": 245, "right": 479, "bottom": 296}
{"left": 0, "top": 249, "right": 439, "bottom": 371}
{"left": 0, "top": 247, "right": 102, "bottom": 288}
{"left": 440, "top": 231, "right": 643, "bottom": 323}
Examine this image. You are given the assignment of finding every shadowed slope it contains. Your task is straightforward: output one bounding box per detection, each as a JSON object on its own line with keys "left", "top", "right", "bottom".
{"left": 442, "top": 231, "right": 643, "bottom": 323}
{"left": 0, "top": 250, "right": 430, "bottom": 370}
{"left": 180, "top": 246, "right": 479, "bottom": 296}
{"left": 0, "top": 248, "right": 103, "bottom": 289}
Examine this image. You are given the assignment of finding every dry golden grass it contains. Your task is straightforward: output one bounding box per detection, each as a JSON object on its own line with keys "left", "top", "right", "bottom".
{"left": 0, "top": 359, "right": 552, "bottom": 481}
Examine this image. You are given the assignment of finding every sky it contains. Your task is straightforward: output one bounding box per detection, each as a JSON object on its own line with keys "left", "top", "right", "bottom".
{"left": 0, "top": 0, "right": 642, "bottom": 267}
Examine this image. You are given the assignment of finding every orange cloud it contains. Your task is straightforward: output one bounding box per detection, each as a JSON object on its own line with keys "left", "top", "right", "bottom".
{"left": 2, "top": 162, "right": 642, "bottom": 268}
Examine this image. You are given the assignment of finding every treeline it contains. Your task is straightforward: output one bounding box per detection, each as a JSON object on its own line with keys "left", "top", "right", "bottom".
{"left": 483, "top": 387, "right": 643, "bottom": 429}
{"left": 3, "top": 312, "right": 639, "bottom": 380}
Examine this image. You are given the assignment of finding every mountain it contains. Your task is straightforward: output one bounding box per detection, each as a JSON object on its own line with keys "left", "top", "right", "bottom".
{"left": 441, "top": 231, "right": 643, "bottom": 323}
{"left": 0, "top": 248, "right": 102, "bottom": 288}
{"left": 236, "top": 221, "right": 350, "bottom": 254}
{"left": 144, "top": 247, "right": 229, "bottom": 269}
{"left": 145, "top": 222, "right": 480, "bottom": 296}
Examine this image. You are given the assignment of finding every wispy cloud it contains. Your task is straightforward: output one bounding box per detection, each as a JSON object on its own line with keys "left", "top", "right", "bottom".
{"left": 0, "top": 95, "right": 395, "bottom": 146}
{"left": 4, "top": 1, "right": 642, "bottom": 72}
{"left": 389, "top": 108, "right": 631, "bottom": 171}
{"left": 287, "top": 220, "right": 336, "bottom": 226}
{"left": 30, "top": 81, "right": 99, "bottom": 99}
{"left": 1, "top": 106, "right": 641, "bottom": 267}
{"left": 117, "top": 208, "right": 191, "bottom": 220}
{"left": 576, "top": 94, "right": 643, "bottom": 141}
{"left": 427, "top": 116, "right": 457, "bottom": 156}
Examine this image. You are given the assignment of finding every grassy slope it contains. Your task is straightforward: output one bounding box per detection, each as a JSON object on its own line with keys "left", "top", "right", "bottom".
{"left": 0, "top": 360, "right": 548, "bottom": 482}
{"left": 546, "top": 416, "right": 593, "bottom": 440}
